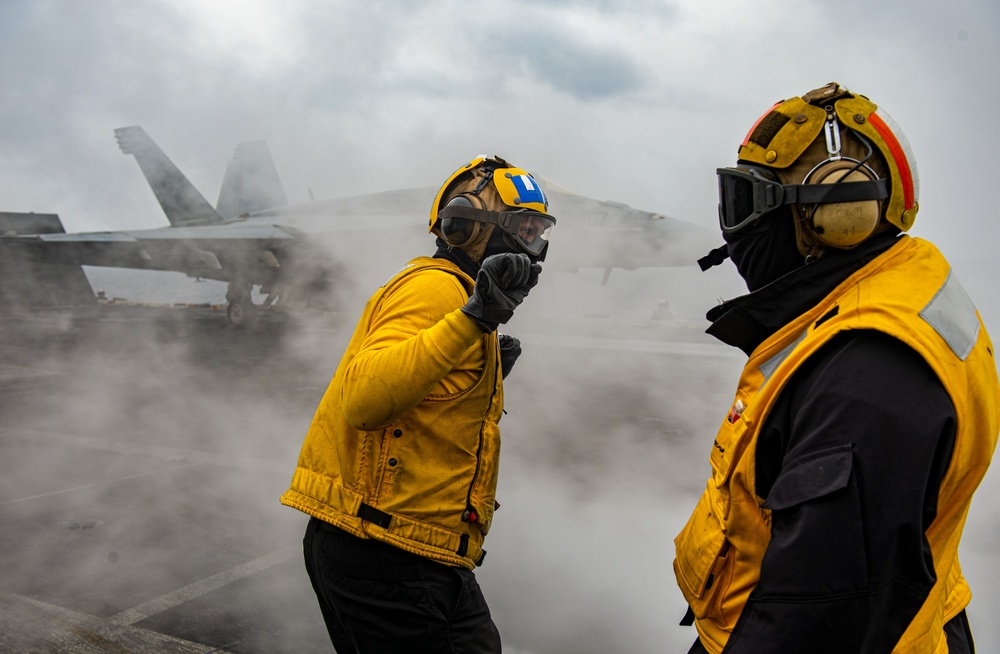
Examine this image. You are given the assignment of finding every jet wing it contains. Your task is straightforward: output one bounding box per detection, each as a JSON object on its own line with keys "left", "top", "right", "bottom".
{"left": 5, "top": 222, "right": 302, "bottom": 284}
{"left": 246, "top": 181, "right": 718, "bottom": 276}
{"left": 2, "top": 127, "right": 320, "bottom": 303}
{"left": 0, "top": 212, "right": 97, "bottom": 309}
{"left": 540, "top": 184, "right": 717, "bottom": 274}
{"left": 2, "top": 124, "right": 719, "bottom": 323}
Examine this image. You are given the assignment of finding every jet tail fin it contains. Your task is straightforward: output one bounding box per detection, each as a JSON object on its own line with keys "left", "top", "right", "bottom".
{"left": 216, "top": 141, "right": 288, "bottom": 218}
{"left": 114, "top": 126, "right": 223, "bottom": 227}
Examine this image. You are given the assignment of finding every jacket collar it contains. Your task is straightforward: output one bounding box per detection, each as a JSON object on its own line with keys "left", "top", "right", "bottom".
{"left": 706, "top": 234, "right": 902, "bottom": 355}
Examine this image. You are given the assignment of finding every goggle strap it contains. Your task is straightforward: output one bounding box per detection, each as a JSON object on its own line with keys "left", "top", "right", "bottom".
{"left": 783, "top": 178, "right": 889, "bottom": 205}
{"left": 438, "top": 204, "right": 554, "bottom": 227}
{"left": 438, "top": 204, "right": 503, "bottom": 225}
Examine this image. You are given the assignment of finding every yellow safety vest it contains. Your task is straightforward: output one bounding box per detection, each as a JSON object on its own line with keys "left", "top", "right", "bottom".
{"left": 281, "top": 258, "right": 503, "bottom": 569}
{"left": 674, "top": 236, "right": 1000, "bottom": 653}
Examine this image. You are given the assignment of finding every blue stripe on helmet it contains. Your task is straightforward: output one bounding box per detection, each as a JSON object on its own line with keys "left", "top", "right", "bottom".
{"left": 511, "top": 174, "right": 546, "bottom": 206}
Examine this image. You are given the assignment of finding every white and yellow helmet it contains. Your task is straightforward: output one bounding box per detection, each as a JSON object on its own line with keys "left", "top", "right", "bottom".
{"left": 718, "top": 82, "right": 919, "bottom": 257}
{"left": 429, "top": 156, "right": 556, "bottom": 261}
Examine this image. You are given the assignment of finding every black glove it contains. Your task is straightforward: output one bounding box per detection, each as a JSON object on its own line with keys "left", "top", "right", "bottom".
{"left": 498, "top": 334, "right": 521, "bottom": 379}
{"left": 461, "top": 253, "right": 541, "bottom": 333}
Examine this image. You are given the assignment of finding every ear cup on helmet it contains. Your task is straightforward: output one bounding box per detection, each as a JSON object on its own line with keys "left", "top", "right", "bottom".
{"left": 440, "top": 216, "right": 480, "bottom": 246}
{"left": 439, "top": 195, "right": 484, "bottom": 247}
{"left": 806, "top": 160, "right": 881, "bottom": 248}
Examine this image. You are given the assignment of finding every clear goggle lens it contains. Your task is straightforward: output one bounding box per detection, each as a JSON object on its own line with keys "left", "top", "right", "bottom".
{"left": 439, "top": 198, "right": 556, "bottom": 257}
{"left": 504, "top": 211, "right": 555, "bottom": 256}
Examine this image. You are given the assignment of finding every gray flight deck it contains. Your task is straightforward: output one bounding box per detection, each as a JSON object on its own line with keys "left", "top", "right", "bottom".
{"left": 3, "top": 300, "right": 998, "bottom": 653}
{"left": 0, "top": 305, "right": 335, "bottom": 653}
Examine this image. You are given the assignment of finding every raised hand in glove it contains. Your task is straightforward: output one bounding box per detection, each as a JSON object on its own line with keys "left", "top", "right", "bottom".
{"left": 461, "top": 253, "right": 541, "bottom": 333}
{"left": 498, "top": 334, "right": 521, "bottom": 379}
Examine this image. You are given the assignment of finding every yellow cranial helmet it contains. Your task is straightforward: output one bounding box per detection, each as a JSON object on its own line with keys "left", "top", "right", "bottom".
{"left": 429, "top": 156, "right": 556, "bottom": 261}
{"left": 718, "top": 82, "right": 919, "bottom": 256}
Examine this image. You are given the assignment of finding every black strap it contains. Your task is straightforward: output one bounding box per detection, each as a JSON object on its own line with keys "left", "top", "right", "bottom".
{"left": 438, "top": 204, "right": 503, "bottom": 226}
{"left": 698, "top": 244, "right": 730, "bottom": 271}
{"left": 358, "top": 504, "right": 484, "bottom": 563}
{"left": 680, "top": 604, "right": 695, "bottom": 626}
{"left": 783, "top": 177, "right": 890, "bottom": 205}
{"left": 455, "top": 534, "right": 487, "bottom": 566}
{"left": 439, "top": 204, "right": 554, "bottom": 229}
{"left": 357, "top": 502, "right": 392, "bottom": 529}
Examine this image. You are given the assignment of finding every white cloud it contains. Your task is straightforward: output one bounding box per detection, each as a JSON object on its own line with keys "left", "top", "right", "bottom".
{"left": 156, "top": 0, "right": 308, "bottom": 76}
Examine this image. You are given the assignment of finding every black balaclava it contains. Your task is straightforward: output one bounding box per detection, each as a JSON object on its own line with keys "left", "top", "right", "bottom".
{"left": 432, "top": 237, "right": 480, "bottom": 278}
{"left": 723, "top": 204, "right": 804, "bottom": 292}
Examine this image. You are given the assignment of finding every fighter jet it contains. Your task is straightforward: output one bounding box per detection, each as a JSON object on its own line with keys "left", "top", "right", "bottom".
{"left": 0, "top": 127, "right": 717, "bottom": 325}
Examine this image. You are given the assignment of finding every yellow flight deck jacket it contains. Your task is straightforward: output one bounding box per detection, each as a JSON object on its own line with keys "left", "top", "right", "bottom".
{"left": 281, "top": 257, "right": 503, "bottom": 570}
{"left": 674, "top": 237, "right": 1000, "bottom": 653}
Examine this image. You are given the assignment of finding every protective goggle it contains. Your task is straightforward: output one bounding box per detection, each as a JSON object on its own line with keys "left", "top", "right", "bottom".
{"left": 439, "top": 197, "right": 556, "bottom": 257}
{"left": 717, "top": 165, "right": 889, "bottom": 234}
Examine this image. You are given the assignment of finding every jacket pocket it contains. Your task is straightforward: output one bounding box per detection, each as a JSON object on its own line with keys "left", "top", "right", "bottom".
{"left": 674, "top": 484, "right": 730, "bottom": 608}
{"left": 760, "top": 443, "right": 868, "bottom": 596}
{"left": 761, "top": 444, "right": 853, "bottom": 511}
{"left": 466, "top": 421, "right": 501, "bottom": 534}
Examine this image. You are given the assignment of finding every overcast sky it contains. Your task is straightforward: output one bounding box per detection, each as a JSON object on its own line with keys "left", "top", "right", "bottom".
{"left": 4, "top": 0, "right": 998, "bottom": 319}
{"left": 3, "top": 1, "right": 1000, "bottom": 650}
{"left": 2, "top": 0, "right": 997, "bottom": 251}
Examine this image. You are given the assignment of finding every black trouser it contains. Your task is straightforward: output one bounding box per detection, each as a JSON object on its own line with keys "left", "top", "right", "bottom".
{"left": 685, "top": 609, "right": 975, "bottom": 653}
{"left": 303, "top": 517, "right": 502, "bottom": 654}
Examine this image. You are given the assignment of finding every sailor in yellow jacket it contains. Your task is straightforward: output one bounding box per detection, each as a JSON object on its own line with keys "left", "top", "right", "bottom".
{"left": 281, "top": 156, "right": 555, "bottom": 653}
{"left": 680, "top": 83, "right": 1000, "bottom": 653}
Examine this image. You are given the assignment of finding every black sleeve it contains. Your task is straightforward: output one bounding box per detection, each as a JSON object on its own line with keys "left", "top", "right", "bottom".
{"left": 723, "top": 330, "right": 957, "bottom": 654}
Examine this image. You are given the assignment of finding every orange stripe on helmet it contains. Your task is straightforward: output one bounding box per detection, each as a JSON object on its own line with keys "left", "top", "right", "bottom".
{"left": 742, "top": 101, "right": 782, "bottom": 148}
{"left": 868, "top": 111, "right": 915, "bottom": 210}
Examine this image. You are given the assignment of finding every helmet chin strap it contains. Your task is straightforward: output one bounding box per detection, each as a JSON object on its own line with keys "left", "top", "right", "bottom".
{"left": 697, "top": 244, "right": 730, "bottom": 271}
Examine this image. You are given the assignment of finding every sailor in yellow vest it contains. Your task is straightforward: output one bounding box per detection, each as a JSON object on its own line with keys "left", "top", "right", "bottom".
{"left": 679, "top": 82, "right": 1000, "bottom": 653}
{"left": 281, "top": 156, "right": 555, "bottom": 653}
